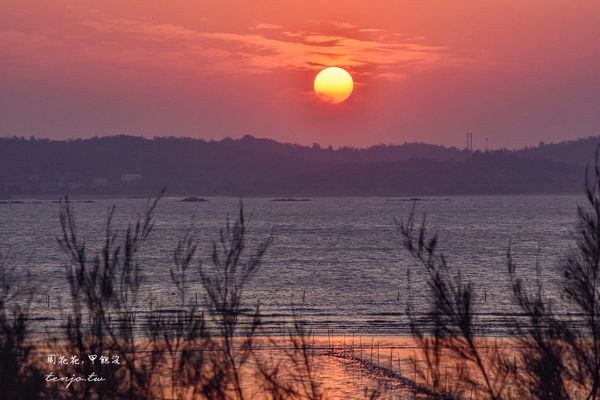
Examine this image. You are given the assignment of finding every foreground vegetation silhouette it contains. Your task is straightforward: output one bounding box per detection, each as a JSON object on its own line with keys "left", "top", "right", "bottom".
{"left": 400, "top": 150, "right": 600, "bottom": 399}
{"left": 1, "top": 196, "right": 383, "bottom": 399}
{"left": 4, "top": 153, "right": 600, "bottom": 398}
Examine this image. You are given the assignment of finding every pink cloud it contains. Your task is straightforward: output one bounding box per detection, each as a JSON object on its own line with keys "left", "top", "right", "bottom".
{"left": 76, "top": 16, "right": 462, "bottom": 80}
{"left": 253, "top": 23, "right": 283, "bottom": 30}
{"left": 0, "top": 10, "right": 467, "bottom": 83}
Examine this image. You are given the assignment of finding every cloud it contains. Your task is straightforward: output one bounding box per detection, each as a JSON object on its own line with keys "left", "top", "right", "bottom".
{"left": 0, "top": 13, "right": 468, "bottom": 82}
{"left": 253, "top": 23, "right": 283, "bottom": 30}
{"left": 359, "top": 28, "right": 384, "bottom": 33}
{"left": 330, "top": 21, "right": 357, "bottom": 29}
{"left": 99, "top": 18, "right": 458, "bottom": 76}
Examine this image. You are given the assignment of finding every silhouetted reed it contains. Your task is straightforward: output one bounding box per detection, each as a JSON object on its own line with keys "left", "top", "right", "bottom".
{"left": 400, "top": 210, "right": 513, "bottom": 399}
{"left": 399, "top": 148, "right": 600, "bottom": 399}
{"left": 47, "top": 196, "right": 338, "bottom": 399}
{"left": 55, "top": 192, "right": 162, "bottom": 399}
{"left": 0, "top": 251, "right": 45, "bottom": 399}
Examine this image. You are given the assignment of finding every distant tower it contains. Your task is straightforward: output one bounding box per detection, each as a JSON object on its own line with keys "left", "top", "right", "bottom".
{"left": 485, "top": 137, "right": 488, "bottom": 152}
{"left": 466, "top": 132, "right": 473, "bottom": 151}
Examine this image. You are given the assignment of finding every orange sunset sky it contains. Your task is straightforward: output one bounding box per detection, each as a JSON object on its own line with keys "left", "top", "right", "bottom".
{"left": 1, "top": 0, "right": 599, "bottom": 148}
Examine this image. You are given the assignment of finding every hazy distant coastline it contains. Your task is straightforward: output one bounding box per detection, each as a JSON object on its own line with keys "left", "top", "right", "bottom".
{"left": 1, "top": 134, "right": 597, "bottom": 197}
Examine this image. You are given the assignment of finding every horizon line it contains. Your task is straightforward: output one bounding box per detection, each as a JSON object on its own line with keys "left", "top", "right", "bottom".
{"left": 2, "top": 132, "right": 598, "bottom": 152}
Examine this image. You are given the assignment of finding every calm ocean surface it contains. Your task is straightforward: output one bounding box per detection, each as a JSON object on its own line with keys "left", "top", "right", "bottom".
{"left": 0, "top": 195, "right": 582, "bottom": 335}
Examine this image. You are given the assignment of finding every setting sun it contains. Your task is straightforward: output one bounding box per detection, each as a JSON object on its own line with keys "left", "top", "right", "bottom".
{"left": 313, "top": 67, "right": 354, "bottom": 104}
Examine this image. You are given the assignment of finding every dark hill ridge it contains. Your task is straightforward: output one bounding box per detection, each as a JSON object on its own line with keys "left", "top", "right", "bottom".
{"left": 269, "top": 153, "right": 582, "bottom": 196}
{"left": 516, "top": 136, "right": 600, "bottom": 166}
{"left": 0, "top": 135, "right": 595, "bottom": 196}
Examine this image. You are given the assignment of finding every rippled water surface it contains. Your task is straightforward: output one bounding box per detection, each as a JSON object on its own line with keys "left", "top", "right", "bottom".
{"left": 0, "top": 195, "right": 582, "bottom": 335}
